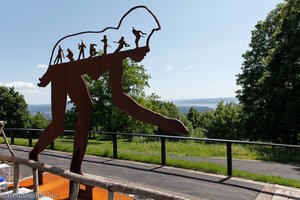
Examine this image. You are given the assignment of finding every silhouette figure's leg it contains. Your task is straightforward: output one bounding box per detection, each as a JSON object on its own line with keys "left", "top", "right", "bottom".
{"left": 135, "top": 39, "right": 139, "bottom": 48}
{"left": 54, "top": 56, "right": 58, "bottom": 64}
{"left": 68, "top": 77, "right": 93, "bottom": 174}
{"left": 109, "top": 63, "right": 188, "bottom": 135}
{"left": 29, "top": 80, "right": 67, "bottom": 185}
{"left": 29, "top": 82, "right": 67, "bottom": 161}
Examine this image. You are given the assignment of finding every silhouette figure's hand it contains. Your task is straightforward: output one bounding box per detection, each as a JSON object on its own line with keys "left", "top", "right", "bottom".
{"left": 161, "top": 118, "right": 189, "bottom": 136}
{"left": 38, "top": 77, "right": 49, "bottom": 87}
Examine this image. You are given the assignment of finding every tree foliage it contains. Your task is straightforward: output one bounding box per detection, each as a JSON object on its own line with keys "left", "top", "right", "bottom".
{"left": 0, "top": 86, "right": 29, "bottom": 128}
{"left": 187, "top": 102, "right": 243, "bottom": 140}
{"left": 28, "top": 112, "right": 50, "bottom": 129}
{"left": 236, "top": 0, "right": 300, "bottom": 144}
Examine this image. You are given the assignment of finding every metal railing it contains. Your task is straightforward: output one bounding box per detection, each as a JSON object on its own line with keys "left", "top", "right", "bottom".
{"left": 1, "top": 127, "right": 188, "bottom": 200}
{"left": 4, "top": 128, "right": 300, "bottom": 177}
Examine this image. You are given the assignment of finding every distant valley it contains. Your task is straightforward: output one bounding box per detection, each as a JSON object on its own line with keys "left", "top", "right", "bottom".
{"left": 28, "top": 97, "right": 239, "bottom": 118}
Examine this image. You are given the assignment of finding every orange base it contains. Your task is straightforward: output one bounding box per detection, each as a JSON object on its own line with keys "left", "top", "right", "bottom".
{"left": 9, "top": 173, "right": 133, "bottom": 200}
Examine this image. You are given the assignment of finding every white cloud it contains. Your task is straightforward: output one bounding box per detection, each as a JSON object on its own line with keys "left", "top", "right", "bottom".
{"left": 184, "top": 65, "right": 195, "bottom": 70}
{"left": 1, "top": 81, "right": 36, "bottom": 90}
{"left": 166, "top": 64, "right": 175, "bottom": 70}
{"left": 37, "top": 64, "right": 48, "bottom": 68}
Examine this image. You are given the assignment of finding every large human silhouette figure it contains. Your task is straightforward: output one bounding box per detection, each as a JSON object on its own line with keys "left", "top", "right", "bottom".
{"left": 29, "top": 6, "right": 188, "bottom": 188}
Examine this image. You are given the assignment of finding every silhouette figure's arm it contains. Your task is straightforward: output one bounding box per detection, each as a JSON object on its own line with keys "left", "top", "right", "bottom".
{"left": 108, "top": 56, "right": 188, "bottom": 135}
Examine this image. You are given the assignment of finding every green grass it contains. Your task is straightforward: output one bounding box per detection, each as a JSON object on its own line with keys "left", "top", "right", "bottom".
{"left": 1, "top": 137, "right": 300, "bottom": 189}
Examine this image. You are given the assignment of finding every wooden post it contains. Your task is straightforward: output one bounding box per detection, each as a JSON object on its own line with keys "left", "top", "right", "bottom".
{"left": 0, "top": 121, "right": 15, "bottom": 156}
{"left": 108, "top": 189, "right": 114, "bottom": 200}
{"left": 70, "top": 182, "right": 80, "bottom": 200}
{"left": 13, "top": 164, "right": 20, "bottom": 193}
{"left": 32, "top": 168, "right": 39, "bottom": 200}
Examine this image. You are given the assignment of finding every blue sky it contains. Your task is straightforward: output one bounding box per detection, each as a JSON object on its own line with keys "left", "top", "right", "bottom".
{"left": 0, "top": 0, "right": 283, "bottom": 104}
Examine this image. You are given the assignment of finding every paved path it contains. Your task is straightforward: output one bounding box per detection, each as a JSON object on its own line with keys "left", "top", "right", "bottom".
{"left": 1, "top": 145, "right": 300, "bottom": 199}
{"left": 169, "top": 155, "right": 300, "bottom": 181}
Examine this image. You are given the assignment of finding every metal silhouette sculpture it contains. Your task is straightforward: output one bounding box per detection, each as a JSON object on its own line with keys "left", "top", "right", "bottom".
{"left": 29, "top": 5, "right": 188, "bottom": 185}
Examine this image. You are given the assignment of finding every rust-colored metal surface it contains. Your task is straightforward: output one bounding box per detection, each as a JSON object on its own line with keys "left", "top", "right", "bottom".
{"left": 29, "top": 5, "right": 188, "bottom": 180}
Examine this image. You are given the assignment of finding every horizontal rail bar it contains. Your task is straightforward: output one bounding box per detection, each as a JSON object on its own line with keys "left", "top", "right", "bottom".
{"left": 4, "top": 128, "right": 300, "bottom": 149}
{"left": 0, "top": 155, "right": 188, "bottom": 200}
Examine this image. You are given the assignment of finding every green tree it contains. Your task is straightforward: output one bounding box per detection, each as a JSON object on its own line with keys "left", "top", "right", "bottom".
{"left": 198, "top": 102, "right": 243, "bottom": 140}
{"left": 29, "top": 112, "right": 49, "bottom": 129}
{"left": 0, "top": 86, "right": 29, "bottom": 128}
{"left": 187, "top": 107, "right": 201, "bottom": 129}
{"left": 236, "top": 0, "right": 300, "bottom": 144}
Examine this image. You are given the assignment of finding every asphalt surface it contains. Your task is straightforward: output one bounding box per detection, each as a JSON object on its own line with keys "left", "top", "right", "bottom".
{"left": 169, "top": 155, "right": 300, "bottom": 181}
{"left": 0, "top": 145, "right": 299, "bottom": 199}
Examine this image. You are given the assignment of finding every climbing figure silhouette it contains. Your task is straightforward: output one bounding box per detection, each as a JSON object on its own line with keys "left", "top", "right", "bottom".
{"left": 66, "top": 48, "right": 74, "bottom": 62}
{"left": 101, "top": 35, "right": 110, "bottom": 54}
{"left": 114, "top": 36, "right": 130, "bottom": 53}
{"left": 132, "top": 27, "right": 147, "bottom": 48}
{"left": 89, "top": 43, "right": 97, "bottom": 58}
{"left": 53, "top": 45, "right": 64, "bottom": 64}
{"left": 78, "top": 40, "right": 86, "bottom": 60}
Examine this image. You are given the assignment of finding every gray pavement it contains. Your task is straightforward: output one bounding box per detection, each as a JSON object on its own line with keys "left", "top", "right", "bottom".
{"left": 0, "top": 145, "right": 300, "bottom": 199}
{"left": 169, "top": 155, "right": 300, "bottom": 181}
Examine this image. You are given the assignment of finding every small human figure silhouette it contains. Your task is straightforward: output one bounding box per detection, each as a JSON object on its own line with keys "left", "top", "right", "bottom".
{"left": 54, "top": 45, "right": 65, "bottom": 64}
{"left": 113, "top": 36, "right": 130, "bottom": 53}
{"left": 101, "top": 35, "right": 111, "bottom": 55}
{"left": 78, "top": 40, "right": 86, "bottom": 60}
{"left": 66, "top": 48, "right": 74, "bottom": 62}
{"left": 132, "top": 27, "right": 147, "bottom": 48}
{"left": 89, "top": 43, "right": 97, "bottom": 58}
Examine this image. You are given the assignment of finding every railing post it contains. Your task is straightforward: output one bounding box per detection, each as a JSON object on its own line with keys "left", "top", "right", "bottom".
{"left": 51, "top": 141, "right": 55, "bottom": 150}
{"left": 29, "top": 131, "right": 33, "bottom": 147}
{"left": 226, "top": 142, "right": 232, "bottom": 177}
{"left": 161, "top": 137, "right": 166, "bottom": 165}
{"left": 112, "top": 134, "right": 118, "bottom": 159}
{"left": 10, "top": 130, "right": 14, "bottom": 145}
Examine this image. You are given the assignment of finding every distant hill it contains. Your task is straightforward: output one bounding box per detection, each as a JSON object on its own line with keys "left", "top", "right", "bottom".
{"left": 171, "top": 97, "right": 238, "bottom": 109}
{"left": 28, "top": 104, "right": 73, "bottom": 119}
{"left": 28, "top": 97, "right": 239, "bottom": 118}
{"left": 178, "top": 106, "right": 213, "bottom": 114}
{"left": 28, "top": 104, "right": 52, "bottom": 119}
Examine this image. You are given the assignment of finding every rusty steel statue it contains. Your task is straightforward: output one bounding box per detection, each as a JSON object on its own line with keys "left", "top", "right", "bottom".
{"left": 29, "top": 5, "right": 188, "bottom": 187}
